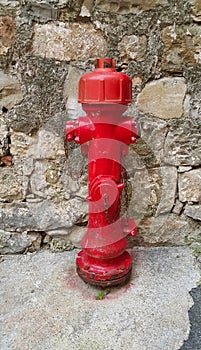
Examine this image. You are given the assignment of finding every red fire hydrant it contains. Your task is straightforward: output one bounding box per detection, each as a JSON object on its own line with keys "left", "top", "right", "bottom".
{"left": 66, "top": 58, "right": 137, "bottom": 287}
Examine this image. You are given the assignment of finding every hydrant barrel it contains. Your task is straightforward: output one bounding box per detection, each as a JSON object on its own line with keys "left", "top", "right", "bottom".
{"left": 66, "top": 58, "right": 137, "bottom": 287}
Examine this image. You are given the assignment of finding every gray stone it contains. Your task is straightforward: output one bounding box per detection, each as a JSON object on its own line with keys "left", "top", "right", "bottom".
{"left": 0, "top": 198, "right": 87, "bottom": 234}
{"left": 128, "top": 169, "right": 158, "bottom": 223}
{"left": 156, "top": 166, "right": 177, "bottom": 216}
{"left": 172, "top": 200, "right": 184, "bottom": 215}
{"left": 164, "top": 119, "right": 201, "bottom": 166}
{"left": 184, "top": 205, "right": 201, "bottom": 221}
{"left": 27, "top": 129, "right": 64, "bottom": 159}
{"left": 68, "top": 226, "right": 86, "bottom": 248}
{"left": 137, "top": 78, "right": 187, "bottom": 120}
{"left": 94, "top": 0, "right": 168, "bottom": 13}
{"left": 178, "top": 166, "right": 193, "bottom": 173}
{"left": 0, "top": 71, "right": 23, "bottom": 110}
{"left": 118, "top": 35, "right": 147, "bottom": 62}
{"left": 179, "top": 169, "right": 201, "bottom": 203}
{"left": 0, "top": 116, "right": 10, "bottom": 158}
{"left": 132, "top": 116, "right": 168, "bottom": 165}
{"left": 129, "top": 166, "right": 177, "bottom": 221}
{"left": 137, "top": 214, "right": 197, "bottom": 245}
{"left": 0, "top": 248, "right": 199, "bottom": 349}
{"left": 33, "top": 22, "right": 107, "bottom": 61}
{"left": 0, "top": 229, "right": 41, "bottom": 254}
{"left": 27, "top": 1, "right": 58, "bottom": 23}
{"left": 4, "top": 58, "right": 68, "bottom": 134}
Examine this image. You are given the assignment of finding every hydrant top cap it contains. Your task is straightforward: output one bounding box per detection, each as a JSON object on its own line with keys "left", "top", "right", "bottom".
{"left": 78, "top": 57, "right": 132, "bottom": 105}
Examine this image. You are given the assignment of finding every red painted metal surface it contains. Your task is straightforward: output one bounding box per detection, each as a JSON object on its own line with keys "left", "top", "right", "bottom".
{"left": 66, "top": 58, "right": 137, "bottom": 287}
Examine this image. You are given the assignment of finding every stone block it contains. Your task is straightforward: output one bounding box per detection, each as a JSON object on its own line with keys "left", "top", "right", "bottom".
{"left": 118, "top": 35, "right": 147, "bottom": 62}
{"left": 27, "top": 1, "right": 58, "bottom": 23}
{"left": 137, "top": 214, "right": 198, "bottom": 245}
{"left": 184, "top": 204, "right": 201, "bottom": 221}
{"left": 27, "top": 129, "right": 64, "bottom": 160}
{"left": 33, "top": 22, "right": 107, "bottom": 61}
{"left": 156, "top": 166, "right": 177, "bottom": 216}
{"left": 94, "top": 0, "right": 168, "bottom": 13}
{"left": 0, "top": 71, "right": 23, "bottom": 110}
{"left": 122, "top": 165, "right": 177, "bottom": 223}
{"left": 0, "top": 1, "right": 19, "bottom": 8}
{"left": 164, "top": 119, "right": 201, "bottom": 166}
{"left": 162, "top": 25, "right": 201, "bottom": 71}
{"left": 179, "top": 169, "right": 201, "bottom": 203}
{"left": 4, "top": 58, "right": 68, "bottom": 134}
{"left": 10, "top": 132, "right": 35, "bottom": 156}
{"left": 0, "top": 116, "right": 10, "bottom": 159}
{"left": 137, "top": 78, "right": 187, "bottom": 120}
{"left": 0, "top": 229, "right": 41, "bottom": 254}
{"left": 0, "top": 198, "right": 87, "bottom": 233}
{"left": 172, "top": 200, "right": 184, "bottom": 216}
{"left": 79, "top": 0, "right": 93, "bottom": 17}
{"left": 134, "top": 116, "right": 168, "bottom": 165}
{"left": 63, "top": 66, "right": 84, "bottom": 120}
{"left": 0, "top": 166, "right": 23, "bottom": 202}
{"left": 191, "top": 0, "right": 201, "bottom": 22}
{"left": 128, "top": 167, "right": 162, "bottom": 222}
{"left": 0, "top": 16, "right": 15, "bottom": 55}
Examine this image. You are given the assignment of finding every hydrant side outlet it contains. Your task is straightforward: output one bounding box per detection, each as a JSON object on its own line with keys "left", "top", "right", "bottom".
{"left": 66, "top": 58, "right": 137, "bottom": 287}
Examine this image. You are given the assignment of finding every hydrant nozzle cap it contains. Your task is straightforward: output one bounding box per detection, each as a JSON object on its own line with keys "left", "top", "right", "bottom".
{"left": 95, "top": 58, "right": 115, "bottom": 69}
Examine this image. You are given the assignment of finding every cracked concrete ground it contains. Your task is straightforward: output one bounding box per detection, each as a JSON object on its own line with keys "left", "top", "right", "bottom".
{"left": 0, "top": 247, "right": 200, "bottom": 350}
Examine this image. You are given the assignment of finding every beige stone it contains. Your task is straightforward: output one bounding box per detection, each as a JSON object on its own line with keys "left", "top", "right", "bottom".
{"left": 118, "top": 35, "right": 147, "bottom": 62}
{"left": 179, "top": 169, "right": 201, "bottom": 203}
{"left": 137, "top": 77, "right": 187, "bottom": 119}
{"left": 162, "top": 25, "right": 201, "bottom": 71}
{"left": 191, "top": 0, "right": 201, "bottom": 22}
{"left": 0, "top": 167, "right": 23, "bottom": 201}
{"left": 0, "top": 16, "right": 15, "bottom": 55}
{"left": 0, "top": 72, "right": 23, "bottom": 110}
{"left": 33, "top": 22, "right": 107, "bottom": 61}
{"left": 94, "top": 0, "right": 168, "bottom": 13}
{"left": 10, "top": 132, "right": 36, "bottom": 156}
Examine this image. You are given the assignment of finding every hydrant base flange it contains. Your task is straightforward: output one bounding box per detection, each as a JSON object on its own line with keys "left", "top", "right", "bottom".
{"left": 76, "top": 250, "right": 132, "bottom": 287}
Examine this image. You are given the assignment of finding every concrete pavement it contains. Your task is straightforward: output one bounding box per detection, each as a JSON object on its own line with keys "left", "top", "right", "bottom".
{"left": 0, "top": 247, "right": 200, "bottom": 350}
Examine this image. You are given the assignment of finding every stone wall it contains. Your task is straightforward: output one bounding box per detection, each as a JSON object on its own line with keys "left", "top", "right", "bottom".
{"left": 0, "top": 0, "right": 200, "bottom": 254}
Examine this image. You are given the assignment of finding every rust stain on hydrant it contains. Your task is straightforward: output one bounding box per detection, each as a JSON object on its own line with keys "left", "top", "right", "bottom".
{"left": 65, "top": 58, "right": 137, "bottom": 287}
